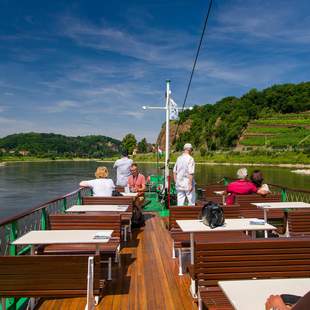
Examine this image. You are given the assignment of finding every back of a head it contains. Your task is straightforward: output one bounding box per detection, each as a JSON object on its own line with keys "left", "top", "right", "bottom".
{"left": 250, "top": 170, "right": 264, "bottom": 187}
{"left": 95, "top": 166, "right": 109, "bottom": 179}
{"left": 121, "top": 149, "right": 129, "bottom": 157}
{"left": 183, "top": 143, "right": 193, "bottom": 152}
{"left": 236, "top": 168, "right": 248, "bottom": 180}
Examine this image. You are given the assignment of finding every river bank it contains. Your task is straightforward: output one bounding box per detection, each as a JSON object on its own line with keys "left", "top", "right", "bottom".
{"left": 1, "top": 151, "right": 310, "bottom": 168}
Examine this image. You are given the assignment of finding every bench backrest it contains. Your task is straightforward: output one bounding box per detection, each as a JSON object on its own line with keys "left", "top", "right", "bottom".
{"left": 288, "top": 209, "right": 310, "bottom": 236}
{"left": 235, "top": 194, "right": 283, "bottom": 218}
{"left": 169, "top": 205, "right": 240, "bottom": 230}
{"left": 49, "top": 214, "right": 121, "bottom": 238}
{"left": 196, "top": 201, "right": 240, "bottom": 219}
{"left": 169, "top": 206, "right": 202, "bottom": 230}
{"left": 195, "top": 238, "right": 310, "bottom": 288}
{"left": 0, "top": 255, "right": 100, "bottom": 296}
{"left": 82, "top": 196, "right": 133, "bottom": 206}
{"left": 203, "top": 184, "right": 226, "bottom": 200}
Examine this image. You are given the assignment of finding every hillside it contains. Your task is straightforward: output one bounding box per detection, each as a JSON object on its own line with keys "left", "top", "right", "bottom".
{"left": 163, "top": 81, "right": 310, "bottom": 152}
{"left": 0, "top": 133, "right": 121, "bottom": 158}
{"left": 239, "top": 112, "right": 310, "bottom": 149}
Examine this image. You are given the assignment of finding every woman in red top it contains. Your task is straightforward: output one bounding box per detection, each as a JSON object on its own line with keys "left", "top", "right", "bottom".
{"left": 226, "top": 168, "right": 268, "bottom": 205}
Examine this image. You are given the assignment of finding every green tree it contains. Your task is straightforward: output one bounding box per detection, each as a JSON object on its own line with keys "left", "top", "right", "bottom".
{"left": 138, "top": 138, "right": 148, "bottom": 153}
{"left": 122, "top": 134, "right": 137, "bottom": 154}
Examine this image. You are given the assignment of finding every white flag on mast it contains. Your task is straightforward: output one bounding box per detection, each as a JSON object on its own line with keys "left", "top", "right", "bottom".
{"left": 169, "top": 98, "right": 178, "bottom": 120}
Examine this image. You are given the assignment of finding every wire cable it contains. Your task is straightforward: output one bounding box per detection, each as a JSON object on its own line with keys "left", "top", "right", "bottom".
{"left": 172, "top": 0, "right": 213, "bottom": 144}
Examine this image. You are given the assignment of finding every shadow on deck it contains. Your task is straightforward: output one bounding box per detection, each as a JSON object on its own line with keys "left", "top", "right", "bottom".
{"left": 38, "top": 214, "right": 197, "bottom": 310}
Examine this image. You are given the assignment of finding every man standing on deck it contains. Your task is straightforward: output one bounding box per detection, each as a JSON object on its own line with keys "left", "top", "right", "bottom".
{"left": 173, "top": 143, "right": 196, "bottom": 206}
{"left": 113, "top": 150, "right": 133, "bottom": 187}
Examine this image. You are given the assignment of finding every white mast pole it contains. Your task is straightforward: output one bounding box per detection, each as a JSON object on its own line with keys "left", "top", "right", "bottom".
{"left": 165, "top": 80, "right": 170, "bottom": 190}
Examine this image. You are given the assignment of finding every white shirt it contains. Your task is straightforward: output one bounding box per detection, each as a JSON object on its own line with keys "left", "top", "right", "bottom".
{"left": 173, "top": 153, "right": 195, "bottom": 191}
{"left": 82, "top": 178, "right": 115, "bottom": 197}
{"left": 113, "top": 157, "right": 133, "bottom": 186}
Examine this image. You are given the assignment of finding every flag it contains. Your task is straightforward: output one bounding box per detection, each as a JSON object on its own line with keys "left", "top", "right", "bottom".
{"left": 169, "top": 97, "right": 178, "bottom": 120}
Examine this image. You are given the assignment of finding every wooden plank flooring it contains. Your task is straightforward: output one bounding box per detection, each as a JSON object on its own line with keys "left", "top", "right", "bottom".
{"left": 38, "top": 214, "right": 197, "bottom": 310}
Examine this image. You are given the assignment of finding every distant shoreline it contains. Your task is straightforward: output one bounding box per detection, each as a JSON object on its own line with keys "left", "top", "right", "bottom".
{"left": 1, "top": 158, "right": 310, "bottom": 169}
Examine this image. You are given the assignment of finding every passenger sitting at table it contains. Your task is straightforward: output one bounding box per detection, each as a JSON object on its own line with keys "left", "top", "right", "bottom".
{"left": 250, "top": 169, "right": 271, "bottom": 194}
{"left": 79, "top": 166, "right": 115, "bottom": 197}
{"left": 226, "top": 168, "right": 266, "bottom": 205}
{"left": 265, "top": 291, "right": 310, "bottom": 310}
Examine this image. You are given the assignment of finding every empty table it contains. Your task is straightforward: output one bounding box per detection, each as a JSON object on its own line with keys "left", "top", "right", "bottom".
{"left": 66, "top": 205, "right": 129, "bottom": 212}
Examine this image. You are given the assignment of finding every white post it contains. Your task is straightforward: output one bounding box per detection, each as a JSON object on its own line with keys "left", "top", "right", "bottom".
{"left": 165, "top": 80, "right": 171, "bottom": 190}
{"left": 85, "top": 256, "right": 94, "bottom": 310}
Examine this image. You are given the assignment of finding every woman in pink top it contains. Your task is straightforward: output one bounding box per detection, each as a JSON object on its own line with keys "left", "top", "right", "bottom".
{"left": 226, "top": 168, "right": 266, "bottom": 205}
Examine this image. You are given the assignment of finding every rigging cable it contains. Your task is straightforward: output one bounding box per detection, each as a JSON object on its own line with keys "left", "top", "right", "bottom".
{"left": 172, "top": 0, "right": 213, "bottom": 144}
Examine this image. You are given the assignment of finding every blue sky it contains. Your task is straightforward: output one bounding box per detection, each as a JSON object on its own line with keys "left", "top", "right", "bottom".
{"left": 0, "top": 0, "right": 309, "bottom": 142}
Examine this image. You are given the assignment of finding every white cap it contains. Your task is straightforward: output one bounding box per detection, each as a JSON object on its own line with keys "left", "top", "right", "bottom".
{"left": 183, "top": 143, "right": 193, "bottom": 150}
{"left": 237, "top": 168, "right": 248, "bottom": 179}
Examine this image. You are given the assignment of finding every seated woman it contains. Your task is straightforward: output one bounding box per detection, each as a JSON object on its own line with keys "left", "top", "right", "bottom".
{"left": 226, "top": 168, "right": 266, "bottom": 205}
{"left": 250, "top": 169, "right": 270, "bottom": 195}
{"left": 79, "top": 166, "right": 115, "bottom": 197}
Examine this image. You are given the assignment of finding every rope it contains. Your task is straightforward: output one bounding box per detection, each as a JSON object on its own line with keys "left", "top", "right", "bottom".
{"left": 172, "top": 0, "right": 213, "bottom": 145}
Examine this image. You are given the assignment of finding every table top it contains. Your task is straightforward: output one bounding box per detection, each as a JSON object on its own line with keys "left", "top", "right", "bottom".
{"left": 176, "top": 218, "right": 275, "bottom": 233}
{"left": 219, "top": 278, "right": 310, "bottom": 310}
{"left": 213, "top": 190, "right": 225, "bottom": 195}
{"left": 12, "top": 230, "right": 113, "bottom": 245}
{"left": 252, "top": 201, "right": 310, "bottom": 209}
{"left": 121, "top": 192, "right": 138, "bottom": 197}
{"left": 66, "top": 205, "right": 129, "bottom": 212}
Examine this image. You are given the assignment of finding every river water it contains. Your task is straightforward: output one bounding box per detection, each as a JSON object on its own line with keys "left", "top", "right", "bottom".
{"left": 0, "top": 161, "right": 309, "bottom": 219}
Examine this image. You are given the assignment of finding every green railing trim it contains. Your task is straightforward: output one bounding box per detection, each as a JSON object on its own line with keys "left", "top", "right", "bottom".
{"left": 62, "top": 197, "right": 67, "bottom": 213}
{"left": 77, "top": 191, "right": 82, "bottom": 205}
{"left": 16, "top": 244, "right": 32, "bottom": 256}
{"left": 281, "top": 188, "right": 287, "bottom": 202}
{"left": 9, "top": 222, "right": 17, "bottom": 256}
{"left": 40, "top": 208, "right": 47, "bottom": 230}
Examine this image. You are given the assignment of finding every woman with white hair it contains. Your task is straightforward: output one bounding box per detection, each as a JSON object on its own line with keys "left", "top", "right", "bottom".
{"left": 225, "top": 167, "right": 266, "bottom": 205}
{"left": 79, "top": 166, "right": 115, "bottom": 197}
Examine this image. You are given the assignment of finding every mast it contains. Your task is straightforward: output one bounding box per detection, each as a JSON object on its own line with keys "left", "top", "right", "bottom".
{"left": 164, "top": 80, "right": 170, "bottom": 190}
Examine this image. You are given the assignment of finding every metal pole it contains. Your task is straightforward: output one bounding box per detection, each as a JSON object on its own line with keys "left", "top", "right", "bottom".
{"left": 165, "top": 80, "right": 170, "bottom": 190}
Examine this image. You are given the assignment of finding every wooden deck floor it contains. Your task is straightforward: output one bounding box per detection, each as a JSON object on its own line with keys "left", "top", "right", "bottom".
{"left": 38, "top": 214, "right": 197, "bottom": 310}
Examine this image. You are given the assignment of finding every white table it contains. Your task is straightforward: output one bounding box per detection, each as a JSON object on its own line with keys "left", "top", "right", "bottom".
{"left": 252, "top": 202, "right": 310, "bottom": 237}
{"left": 13, "top": 230, "right": 113, "bottom": 255}
{"left": 66, "top": 205, "right": 129, "bottom": 212}
{"left": 176, "top": 219, "right": 276, "bottom": 265}
{"left": 120, "top": 192, "right": 138, "bottom": 197}
{"left": 219, "top": 278, "right": 310, "bottom": 310}
{"left": 213, "top": 191, "right": 226, "bottom": 204}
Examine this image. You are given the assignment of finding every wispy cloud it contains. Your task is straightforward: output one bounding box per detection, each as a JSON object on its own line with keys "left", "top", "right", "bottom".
{"left": 43, "top": 100, "right": 79, "bottom": 113}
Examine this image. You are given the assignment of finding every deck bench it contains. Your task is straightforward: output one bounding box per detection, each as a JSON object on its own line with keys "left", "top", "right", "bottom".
{"left": 288, "top": 209, "right": 310, "bottom": 236}
{"left": 82, "top": 196, "right": 133, "bottom": 239}
{"left": 195, "top": 237, "right": 310, "bottom": 310}
{"left": 169, "top": 206, "right": 243, "bottom": 275}
{"left": 0, "top": 255, "right": 101, "bottom": 310}
{"left": 198, "top": 184, "right": 227, "bottom": 201}
{"left": 41, "top": 213, "right": 121, "bottom": 280}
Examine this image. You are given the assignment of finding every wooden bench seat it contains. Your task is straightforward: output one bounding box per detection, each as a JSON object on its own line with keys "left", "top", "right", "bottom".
{"left": 0, "top": 255, "right": 101, "bottom": 310}
{"left": 288, "top": 209, "right": 310, "bottom": 236}
{"left": 82, "top": 196, "right": 133, "bottom": 206}
{"left": 195, "top": 237, "right": 310, "bottom": 310}
{"left": 199, "top": 184, "right": 227, "bottom": 200}
{"left": 42, "top": 214, "right": 121, "bottom": 280}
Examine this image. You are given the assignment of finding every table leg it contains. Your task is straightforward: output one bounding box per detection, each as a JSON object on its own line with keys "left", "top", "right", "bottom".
{"left": 190, "top": 232, "right": 194, "bottom": 265}
{"left": 285, "top": 211, "right": 290, "bottom": 237}
{"left": 95, "top": 244, "right": 100, "bottom": 255}
{"left": 264, "top": 210, "right": 268, "bottom": 238}
{"left": 31, "top": 245, "right": 35, "bottom": 255}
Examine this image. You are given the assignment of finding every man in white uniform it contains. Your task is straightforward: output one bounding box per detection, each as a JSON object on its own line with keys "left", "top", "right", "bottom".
{"left": 173, "top": 143, "right": 196, "bottom": 206}
{"left": 113, "top": 150, "right": 133, "bottom": 187}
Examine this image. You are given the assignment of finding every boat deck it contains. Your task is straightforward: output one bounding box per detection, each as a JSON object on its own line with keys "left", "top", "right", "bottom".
{"left": 38, "top": 214, "right": 197, "bottom": 310}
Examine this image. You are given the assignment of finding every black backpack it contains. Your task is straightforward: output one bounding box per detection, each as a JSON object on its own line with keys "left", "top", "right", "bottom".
{"left": 201, "top": 201, "right": 225, "bottom": 228}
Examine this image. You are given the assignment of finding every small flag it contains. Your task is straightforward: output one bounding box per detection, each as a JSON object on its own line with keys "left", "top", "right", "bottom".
{"left": 169, "top": 98, "right": 178, "bottom": 120}
{"left": 158, "top": 147, "right": 163, "bottom": 157}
